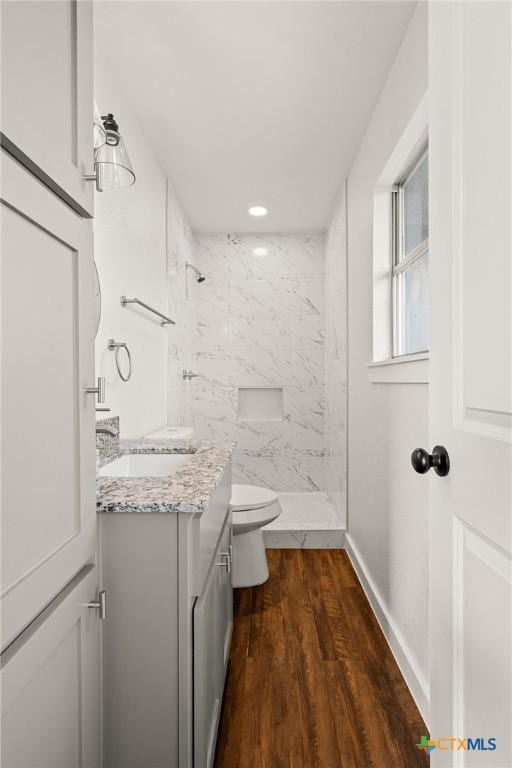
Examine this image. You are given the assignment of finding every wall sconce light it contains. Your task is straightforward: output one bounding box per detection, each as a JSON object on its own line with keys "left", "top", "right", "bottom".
{"left": 85, "top": 112, "right": 136, "bottom": 192}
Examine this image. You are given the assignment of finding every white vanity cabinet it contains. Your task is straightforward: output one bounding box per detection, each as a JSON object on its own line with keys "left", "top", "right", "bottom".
{"left": 1, "top": 566, "right": 101, "bottom": 768}
{"left": 99, "top": 460, "right": 233, "bottom": 768}
{"left": 0, "top": 0, "right": 94, "bottom": 216}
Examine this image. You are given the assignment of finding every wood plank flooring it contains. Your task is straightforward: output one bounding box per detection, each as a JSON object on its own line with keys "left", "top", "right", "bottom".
{"left": 214, "top": 549, "right": 429, "bottom": 768}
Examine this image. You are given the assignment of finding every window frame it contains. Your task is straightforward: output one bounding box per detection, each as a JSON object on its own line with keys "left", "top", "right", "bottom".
{"left": 391, "top": 144, "right": 429, "bottom": 358}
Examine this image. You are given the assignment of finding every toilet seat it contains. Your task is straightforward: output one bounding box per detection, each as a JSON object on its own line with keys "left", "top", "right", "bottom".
{"left": 232, "top": 500, "right": 282, "bottom": 535}
{"left": 230, "top": 484, "right": 278, "bottom": 512}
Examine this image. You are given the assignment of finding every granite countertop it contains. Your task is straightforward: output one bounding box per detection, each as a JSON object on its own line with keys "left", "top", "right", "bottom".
{"left": 96, "top": 437, "right": 234, "bottom": 515}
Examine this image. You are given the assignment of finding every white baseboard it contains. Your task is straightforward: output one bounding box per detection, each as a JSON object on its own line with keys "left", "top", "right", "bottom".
{"left": 345, "top": 533, "right": 430, "bottom": 727}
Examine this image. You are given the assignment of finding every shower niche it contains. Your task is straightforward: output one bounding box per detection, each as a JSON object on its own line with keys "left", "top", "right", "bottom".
{"left": 237, "top": 387, "right": 284, "bottom": 423}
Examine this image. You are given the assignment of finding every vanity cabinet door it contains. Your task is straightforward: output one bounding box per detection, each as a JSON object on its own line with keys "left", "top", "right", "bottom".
{"left": 0, "top": 0, "right": 94, "bottom": 216}
{"left": 194, "top": 553, "right": 224, "bottom": 768}
{"left": 1, "top": 151, "right": 96, "bottom": 649}
{"left": 1, "top": 565, "right": 101, "bottom": 768}
{"left": 194, "top": 518, "right": 233, "bottom": 768}
{"left": 218, "top": 519, "right": 233, "bottom": 679}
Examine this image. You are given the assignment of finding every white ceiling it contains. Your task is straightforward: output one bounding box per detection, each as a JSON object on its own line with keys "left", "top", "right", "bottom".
{"left": 95, "top": 1, "right": 416, "bottom": 233}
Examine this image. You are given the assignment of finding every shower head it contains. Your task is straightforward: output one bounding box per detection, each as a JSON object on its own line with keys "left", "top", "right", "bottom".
{"left": 186, "top": 262, "right": 206, "bottom": 283}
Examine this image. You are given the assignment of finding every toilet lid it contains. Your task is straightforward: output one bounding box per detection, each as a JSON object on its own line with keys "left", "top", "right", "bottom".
{"left": 230, "top": 484, "right": 279, "bottom": 512}
{"left": 232, "top": 501, "right": 282, "bottom": 533}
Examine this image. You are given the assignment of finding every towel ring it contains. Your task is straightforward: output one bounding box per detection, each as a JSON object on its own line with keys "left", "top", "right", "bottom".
{"left": 107, "top": 339, "right": 132, "bottom": 382}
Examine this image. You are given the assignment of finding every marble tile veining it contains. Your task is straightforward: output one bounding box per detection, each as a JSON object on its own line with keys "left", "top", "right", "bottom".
{"left": 232, "top": 453, "right": 325, "bottom": 492}
{"left": 194, "top": 233, "right": 324, "bottom": 283}
{"left": 183, "top": 232, "right": 329, "bottom": 494}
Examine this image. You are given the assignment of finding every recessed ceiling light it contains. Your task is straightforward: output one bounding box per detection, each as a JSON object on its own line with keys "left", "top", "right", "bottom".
{"left": 248, "top": 206, "right": 268, "bottom": 217}
{"left": 252, "top": 246, "right": 268, "bottom": 257}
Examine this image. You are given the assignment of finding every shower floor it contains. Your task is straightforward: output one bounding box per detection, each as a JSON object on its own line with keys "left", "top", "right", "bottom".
{"left": 263, "top": 492, "right": 345, "bottom": 549}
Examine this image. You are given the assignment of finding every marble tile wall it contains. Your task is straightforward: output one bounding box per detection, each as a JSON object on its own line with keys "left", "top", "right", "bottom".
{"left": 188, "top": 234, "right": 326, "bottom": 491}
{"left": 324, "top": 182, "right": 347, "bottom": 523}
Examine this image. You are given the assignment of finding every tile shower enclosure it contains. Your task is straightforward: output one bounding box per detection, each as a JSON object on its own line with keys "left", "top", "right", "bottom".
{"left": 190, "top": 233, "right": 324, "bottom": 492}
{"left": 165, "top": 180, "right": 346, "bottom": 523}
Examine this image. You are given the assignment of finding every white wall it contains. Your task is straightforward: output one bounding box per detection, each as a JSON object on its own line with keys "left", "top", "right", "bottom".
{"left": 346, "top": 4, "right": 430, "bottom": 719}
{"left": 190, "top": 234, "right": 325, "bottom": 491}
{"left": 94, "top": 51, "right": 167, "bottom": 437}
{"left": 166, "top": 185, "right": 195, "bottom": 427}
{"left": 325, "top": 183, "right": 347, "bottom": 524}
{"left": 94, "top": 52, "right": 192, "bottom": 439}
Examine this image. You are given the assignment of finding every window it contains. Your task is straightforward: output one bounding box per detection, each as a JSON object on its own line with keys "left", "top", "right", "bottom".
{"left": 392, "top": 146, "right": 429, "bottom": 356}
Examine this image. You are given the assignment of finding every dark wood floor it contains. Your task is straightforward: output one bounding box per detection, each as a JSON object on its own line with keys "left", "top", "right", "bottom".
{"left": 214, "top": 549, "right": 428, "bottom": 768}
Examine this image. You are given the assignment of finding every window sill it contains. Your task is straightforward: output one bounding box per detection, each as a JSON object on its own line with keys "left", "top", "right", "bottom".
{"left": 367, "top": 353, "right": 429, "bottom": 384}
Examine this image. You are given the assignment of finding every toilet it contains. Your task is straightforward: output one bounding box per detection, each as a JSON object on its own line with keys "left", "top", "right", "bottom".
{"left": 230, "top": 484, "right": 282, "bottom": 588}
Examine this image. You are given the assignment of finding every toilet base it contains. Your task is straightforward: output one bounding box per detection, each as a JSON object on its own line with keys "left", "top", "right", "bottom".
{"left": 231, "top": 529, "right": 269, "bottom": 588}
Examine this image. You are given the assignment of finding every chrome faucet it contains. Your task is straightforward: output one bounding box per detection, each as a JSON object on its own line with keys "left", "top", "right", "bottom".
{"left": 95, "top": 424, "right": 118, "bottom": 437}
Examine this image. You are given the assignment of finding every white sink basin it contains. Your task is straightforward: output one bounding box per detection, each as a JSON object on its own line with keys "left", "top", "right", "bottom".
{"left": 99, "top": 453, "right": 192, "bottom": 478}
{"left": 145, "top": 426, "right": 195, "bottom": 440}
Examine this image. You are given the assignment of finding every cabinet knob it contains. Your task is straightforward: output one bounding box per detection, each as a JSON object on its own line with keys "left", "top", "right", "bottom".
{"left": 85, "top": 376, "right": 106, "bottom": 404}
{"left": 86, "top": 590, "right": 107, "bottom": 620}
{"left": 217, "top": 552, "right": 231, "bottom": 574}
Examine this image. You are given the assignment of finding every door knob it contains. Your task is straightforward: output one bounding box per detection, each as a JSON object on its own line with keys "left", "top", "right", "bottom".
{"left": 411, "top": 446, "right": 450, "bottom": 477}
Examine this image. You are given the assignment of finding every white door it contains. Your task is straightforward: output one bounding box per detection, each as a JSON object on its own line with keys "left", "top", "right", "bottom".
{"left": 0, "top": 0, "right": 94, "bottom": 217}
{"left": 429, "top": 3, "right": 512, "bottom": 766}
{"left": 1, "top": 150, "right": 97, "bottom": 649}
{"left": 1, "top": 565, "right": 101, "bottom": 768}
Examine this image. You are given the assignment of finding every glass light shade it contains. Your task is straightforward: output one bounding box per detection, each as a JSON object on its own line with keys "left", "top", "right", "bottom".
{"left": 93, "top": 120, "right": 107, "bottom": 150}
{"left": 104, "top": 128, "right": 120, "bottom": 147}
{"left": 93, "top": 102, "right": 107, "bottom": 149}
{"left": 94, "top": 135, "right": 135, "bottom": 189}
